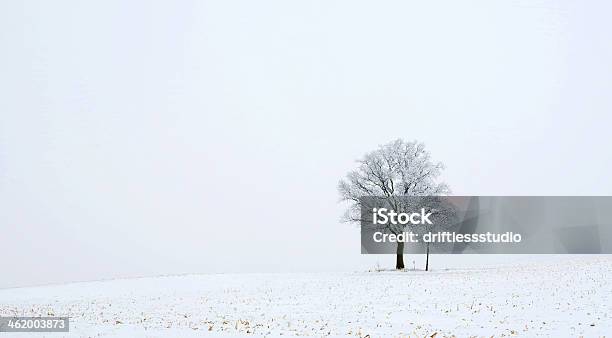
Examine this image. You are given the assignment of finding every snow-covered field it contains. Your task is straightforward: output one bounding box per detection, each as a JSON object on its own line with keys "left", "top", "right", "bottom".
{"left": 1, "top": 257, "right": 611, "bottom": 337}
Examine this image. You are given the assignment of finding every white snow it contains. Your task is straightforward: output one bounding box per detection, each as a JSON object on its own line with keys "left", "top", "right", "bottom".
{"left": 1, "top": 256, "right": 611, "bottom": 337}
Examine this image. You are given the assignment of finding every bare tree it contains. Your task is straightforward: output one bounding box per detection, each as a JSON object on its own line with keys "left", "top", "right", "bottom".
{"left": 338, "top": 139, "right": 450, "bottom": 270}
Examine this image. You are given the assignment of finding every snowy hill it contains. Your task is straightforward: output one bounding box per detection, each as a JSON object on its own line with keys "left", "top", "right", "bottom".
{"left": 1, "top": 257, "right": 611, "bottom": 337}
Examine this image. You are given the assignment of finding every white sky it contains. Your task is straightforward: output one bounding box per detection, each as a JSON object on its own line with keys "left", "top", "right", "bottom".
{"left": 1, "top": 0, "right": 611, "bottom": 288}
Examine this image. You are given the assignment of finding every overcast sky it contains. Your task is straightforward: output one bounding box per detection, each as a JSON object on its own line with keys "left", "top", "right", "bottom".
{"left": 1, "top": 0, "right": 611, "bottom": 288}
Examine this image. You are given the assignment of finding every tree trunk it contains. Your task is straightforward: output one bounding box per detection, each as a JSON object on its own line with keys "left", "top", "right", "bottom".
{"left": 396, "top": 241, "right": 405, "bottom": 270}
{"left": 425, "top": 243, "right": 430, "bottom": 271}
